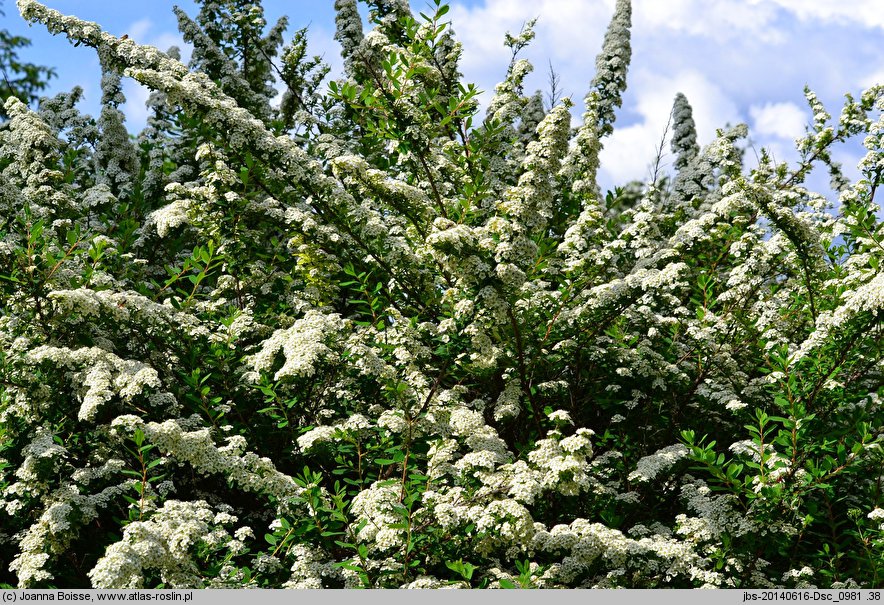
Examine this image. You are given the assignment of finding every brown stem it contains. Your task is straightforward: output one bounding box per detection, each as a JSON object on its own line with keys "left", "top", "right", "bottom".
{"left": 507, "top": 305, "right": 542, "bottom": 435}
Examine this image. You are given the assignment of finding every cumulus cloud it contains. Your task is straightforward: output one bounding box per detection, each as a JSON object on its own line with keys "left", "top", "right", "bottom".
{"left": 447, "top": 0, "right": 611, "bottom": 107}
{"left": 600, "top": 69, "right": 741, "bottom": 184}
{"left": 767, "top": 0, "right": 884, "bottom": 29}
{"left": 120, "top": 18, "right": 190, "bottom": 132}
{"left": 632, "top": 0, "right": 784, "bottom": 44}
{"left": 121, "top": 80, "right": 152, "bottom": 132}
{"left": 445, "top": 0, "right": 771, "bottom": 187}
{"left": 749, "top": 102, "right": 807, "bottom": 141}
{"left": 443, "top": 0, "right": 879, "bottom": 189}
{"left": 860, "top": 69, "right": 884, "bottom": 90}
{"left": 124, "top": 18, "right": 188, "bottom": 57}
{"left": 302, "top": 25, "right": 342, "bottom": 78}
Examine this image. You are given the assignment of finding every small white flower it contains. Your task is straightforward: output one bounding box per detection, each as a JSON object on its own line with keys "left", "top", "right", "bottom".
{"left": 547, "top": 409, "right": 573, "bottom": 424}
{"left": 628, "top": 444, "right": 689, "bottom": 483}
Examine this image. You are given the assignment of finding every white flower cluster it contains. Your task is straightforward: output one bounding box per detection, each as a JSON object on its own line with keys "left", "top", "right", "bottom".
{"left": 47, "top": 288, "right": 209, "bottom": 339}
{"left": 868, "top": 508, "right": 884, "bottom": 530}
{"left": 26, "top": 345, "right": 162, "bottom": 421}
{"left": 281, "top": 544, "right": 351, "bottom": 588}
{"left": 499, "top": 102, "right": 572, "bottom": 233}
{"left": 111, "top": 416, "right": 303, "bottom": 501}
{"left": 349, "top": 481, "right": 405, "bottom": 551}
{"left": 628, "top": 444, "right": 689, "bottom": 483}
{"left": 9, "top": 481, "right": 132, "bottom": 586}
{"left": 88, "top": 500, "right": 246, "bottom": 588}
{"left": 5, "top": 0, "right": 883, "bottom": 590}
{"left": 531, "top": 518, "right": 709, "bottom": 587}
{"left": 525, "top": 429, "right": 595, "bottom": 496}
{"left": 247, "top": 310, "right": 347, "bottom": 381}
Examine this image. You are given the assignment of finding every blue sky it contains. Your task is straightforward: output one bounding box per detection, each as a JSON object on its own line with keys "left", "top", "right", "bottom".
{"left": 3, "top": 0, "right": 882, "bottom": 193}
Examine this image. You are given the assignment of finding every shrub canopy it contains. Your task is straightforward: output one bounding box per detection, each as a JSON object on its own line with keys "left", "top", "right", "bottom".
{"left": 1, "top": 0, "right": 883, "bottom": 589}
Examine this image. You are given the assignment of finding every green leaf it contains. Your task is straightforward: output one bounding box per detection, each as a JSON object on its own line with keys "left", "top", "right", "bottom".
{"left": 334, "top": 562, "right": 364, "bottom": 573}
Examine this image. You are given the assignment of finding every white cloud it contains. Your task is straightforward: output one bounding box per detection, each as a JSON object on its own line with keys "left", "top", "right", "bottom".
{"left": 446, "top": 0, "right": 777, "bottom": 186}
{"left": 447, "top": 0, "right": 611, "bottom": 97}
{"left": 600, "top": 69, "right": 741, "bottom": 185}
{"left": 749, "top": 101, "right": 807, "bottom": 140}
{"left": 125, "top": 18, "right": 189, "bottom": 59}
{"left": 749, "top": 140, "right": 793, "bottom": 168}
{"left": 127, "top": 19, "right": 153, "bottom": 42}
{"left": 121, "top": 79, "right": 151, "bottom": 132}
{"left": 634, "top": 0, "right": 884, "bottom": 41}
{"left": 438, "top": 0, "right": 881, "bottom": 194}
{"left": 632, "top": 0, "right": 784, "bottom": 44}
{"left": 767, "top": 0, "right": 884, "bottom": 29}
{"left": 859, "top": 69, "right": 884, "bottom": 90}
{"left": 830, "top": 147, "right": 864, "bottom": 184}
{"left": 304, "top": 25, "right": 342, "bottom": 78}
{"left": 119, "top": 18, "right": 192, "bottom": 132}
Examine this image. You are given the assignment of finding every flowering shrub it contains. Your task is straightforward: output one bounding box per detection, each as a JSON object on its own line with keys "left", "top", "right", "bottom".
{"left": 1, "top": 0, "right": 883, "bottom": 590}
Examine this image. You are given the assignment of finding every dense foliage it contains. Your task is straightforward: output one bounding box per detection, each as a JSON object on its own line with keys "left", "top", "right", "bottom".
{"left": 1, "top": 0, "right": 883, "bottom": 589}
